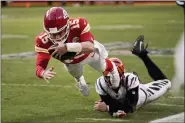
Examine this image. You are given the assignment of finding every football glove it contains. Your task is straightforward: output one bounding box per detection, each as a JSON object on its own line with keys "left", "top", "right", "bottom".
{"left": 113, "top": 110, "right": 127, "bottom": 119}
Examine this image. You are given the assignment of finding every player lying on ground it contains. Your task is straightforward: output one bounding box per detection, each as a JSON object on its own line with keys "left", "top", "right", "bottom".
{"left": 94, "top": 35, "right": 171, "bottom": 118}
{"left": 35, "top": 7, "right": 120, "bottom": 96}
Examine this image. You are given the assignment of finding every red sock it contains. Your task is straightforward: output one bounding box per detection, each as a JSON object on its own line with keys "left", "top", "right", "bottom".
{"left": 104, "top": 59, "right": 113, "bottom": 75}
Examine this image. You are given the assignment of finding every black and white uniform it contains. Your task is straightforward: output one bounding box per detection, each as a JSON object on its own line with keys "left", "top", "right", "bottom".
{"left": 95, "top": 72, "right": 171, "bottom": 115}
{"left": 95, "top": 46, "right": 173, "bottom": 115}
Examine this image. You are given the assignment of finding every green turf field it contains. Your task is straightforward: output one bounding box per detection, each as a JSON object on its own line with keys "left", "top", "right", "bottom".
{"left": 2, "top": 5, "right": 184, "bottom": 123}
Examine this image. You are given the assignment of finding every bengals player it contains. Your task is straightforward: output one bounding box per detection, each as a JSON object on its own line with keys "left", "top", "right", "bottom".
{"left": 94, "top": 36, "right": 171, "bottom": 119}
{"left": 35, "top": 7, "right": 121, "bottom": 96}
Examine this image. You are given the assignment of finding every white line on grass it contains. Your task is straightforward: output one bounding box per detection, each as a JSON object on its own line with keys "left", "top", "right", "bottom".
{"left": 2, "top": 83, "right": 184, "bottom": 106}
{"left": 167, "top": 96, "right": 184, "bottom": 99}
{"left": 139, "top": 111, "right": 159, "bottom": 114}
{"left": 77, "top": 118, "right": 130, "bottom": 122}
{"left": 92, "top": 25, "right": 143, "bottom": 30}
{"left": 1, "top": 42, "right": 174, "bottom": 59}
{"left": 1, "top": 52, "right": 36, "bottom": 59}
{"left": 149, "top": 112, "right": 184, "bottom": 123}
{"left": 1, "top": 83, "right": 95, "bottom": 89}
{"left": 151, "top": 103, "right": 184, "bottom": 107}
{"left": 2, "top": 34, "right": 28, "bottom": 39}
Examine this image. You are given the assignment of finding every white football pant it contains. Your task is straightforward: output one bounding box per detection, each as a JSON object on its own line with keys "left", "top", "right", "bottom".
{"left": 64, "top": 40, "right": 108, "bottom": 79}
{"left": 136, "top": 79, "right": 171, "bottom": 109}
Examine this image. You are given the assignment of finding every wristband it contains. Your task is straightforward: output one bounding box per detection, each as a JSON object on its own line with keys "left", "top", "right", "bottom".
{"left": 66, "top": 43, "right": 82, "bottom": 53}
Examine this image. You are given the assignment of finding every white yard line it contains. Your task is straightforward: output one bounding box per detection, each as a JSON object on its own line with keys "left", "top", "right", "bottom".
{"left": 1, "top": 83, "right": 95, "bottom": 89}
{"left": 2, "top": 34, "right": 28, "bottom": 39}
{"left": 77, "top": 118, "right": 130, "bottom": 122}
{"left": 92, "top": 25, "right": 143, "bottom": 30}
{"left": 1, "top": 52, "right": 36, "bottom": 59}
{"left": 140, "top": 111, "right": 159, "bottom": 114}
{"left": 149, "top": 112, "right": 184, "bottom": 123}
{"left": 1, "top": 42, "right": 174, "bottom": 59}
{"left": 2, "top": 83, "right": 184, "bottom": 105}
{"left": 151, "top": 103, "right": 184, "bottom": 107}
{"left": 167, "top": 96, "right": 184, "bottom": 99}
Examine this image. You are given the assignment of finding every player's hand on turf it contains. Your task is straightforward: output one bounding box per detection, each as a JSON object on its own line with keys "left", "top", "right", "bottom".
{"left": 113, "top": 110, "right": 126, "bottom": 119}
{"left": 41, "top": 66, "right": 56, "bottom": 83}
{"left": 94, "top": 100, "right": 108, "bottom": 112}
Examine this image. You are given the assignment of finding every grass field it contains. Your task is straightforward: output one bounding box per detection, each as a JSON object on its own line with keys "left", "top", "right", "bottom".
{"left": 2, "top": 5, "right": 184, "bottom": 123}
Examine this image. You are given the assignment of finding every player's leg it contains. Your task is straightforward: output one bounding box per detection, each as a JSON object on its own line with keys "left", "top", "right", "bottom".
{"left": 85, "top": 40, "right": 108, "bottom": 72}
{"left": 132, "top": 35, "right": 171, "bottom": 106}
{"left": 87, "top": 40, "right": 120, "bottom": 88}
{"left": 136, "top": 79, "right": 171, "bottom": 109}
{"left": 136, "top": 84, "right": 148, "bottom": 109}
{"left": 143, "top": 79, "right": 171, "bottom": 103}
{"left": 64, "top": 63, "right": 89, "bottom": 96}
{"left": 131, "top": 35, "right": 167, "bottom": 81}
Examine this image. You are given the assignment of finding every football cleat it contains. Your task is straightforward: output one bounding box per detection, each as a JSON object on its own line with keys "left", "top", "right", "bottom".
{"left": 131, "top": 35, "right": 148, "bottom": 56}
{"left": 76, "top": 81, "right": 89, "bottom": 96}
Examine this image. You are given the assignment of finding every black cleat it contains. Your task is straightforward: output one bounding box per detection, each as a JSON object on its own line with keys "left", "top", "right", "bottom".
{"left": 131, "top": 35, "right": 148, "bottom": 56}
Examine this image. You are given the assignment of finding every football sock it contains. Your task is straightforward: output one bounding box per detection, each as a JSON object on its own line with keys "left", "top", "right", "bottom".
{"left": 75, "top": 75, "right": 87, "bottom": 84}
{"left": 139, "top": 54, "right": 167, "bottom": 81}
{"left": 103, "top": 59, "right": 113, "bottom": 75}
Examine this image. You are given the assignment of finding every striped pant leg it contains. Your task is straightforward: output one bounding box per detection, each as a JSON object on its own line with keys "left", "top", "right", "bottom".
{"left": 143, "top": 79, "right": 171, "bottom": 104}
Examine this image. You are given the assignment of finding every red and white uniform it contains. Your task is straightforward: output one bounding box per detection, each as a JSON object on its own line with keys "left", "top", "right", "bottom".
{"left": 35, "top": 18, "right": 109, "bottom": 79}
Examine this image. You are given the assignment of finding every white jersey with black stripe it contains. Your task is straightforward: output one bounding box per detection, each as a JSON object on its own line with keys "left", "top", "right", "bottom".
{"left": 123, "top": 72, "right": 140, "bottom": 90}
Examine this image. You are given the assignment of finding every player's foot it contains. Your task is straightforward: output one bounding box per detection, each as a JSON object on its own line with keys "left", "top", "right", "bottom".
{"left": 76, "top": 81, "right": 89, "bottom": 96}
{"left": 131, "top": 35, "right": 148, "bottom": 56}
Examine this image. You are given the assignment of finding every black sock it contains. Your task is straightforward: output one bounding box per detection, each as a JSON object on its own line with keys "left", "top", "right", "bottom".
{"left": 139, "top": 55, "right": 167, "bottom": 81}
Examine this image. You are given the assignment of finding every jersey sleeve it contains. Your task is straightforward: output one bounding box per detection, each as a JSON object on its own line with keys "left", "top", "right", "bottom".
{"left": 36, "top": 52, "right": 51, "bottom": 78}
{"left": 95, "top": 76, "right": 108, "bottom": 95}
{"left": 124, "top": 72, "right": 140, "bottom": 90}
{"left": 100, "top": 95, "right": 125, "bottom": 116}
{"left": 79, "top": 18, "right": 94, "bottom": 43}
{"left": 95, "top": 76, "right": 125, "bottom": 115}
{"left": 35, "top": 36, "right": 51, "bottom": 78}
{"left": 122, "top": 72, "right": 140, "bottom": 113}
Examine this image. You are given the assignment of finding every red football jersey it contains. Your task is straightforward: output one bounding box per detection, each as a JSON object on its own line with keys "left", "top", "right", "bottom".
{"left": 35, "top": 18, "right": 94, "bottom": 78}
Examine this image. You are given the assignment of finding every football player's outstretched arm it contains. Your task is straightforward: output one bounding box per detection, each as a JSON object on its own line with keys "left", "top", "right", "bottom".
{"left": 49, "top": 41, "right": 94, "bottom": 58}
{"left": 36, "top": 52, "right": 56, "bottom": 83}
{"left": 35, "top": 36, "right": 56, "bottom": 83}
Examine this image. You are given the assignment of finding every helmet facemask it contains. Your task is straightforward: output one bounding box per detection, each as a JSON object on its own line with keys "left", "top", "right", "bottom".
{"left": 44, "top": 20, "right": 70, "bottom": 44}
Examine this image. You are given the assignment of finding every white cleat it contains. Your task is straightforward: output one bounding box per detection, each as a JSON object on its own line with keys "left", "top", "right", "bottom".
{"left": 76, "top": 81, "right": 89, "bottom": 96}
